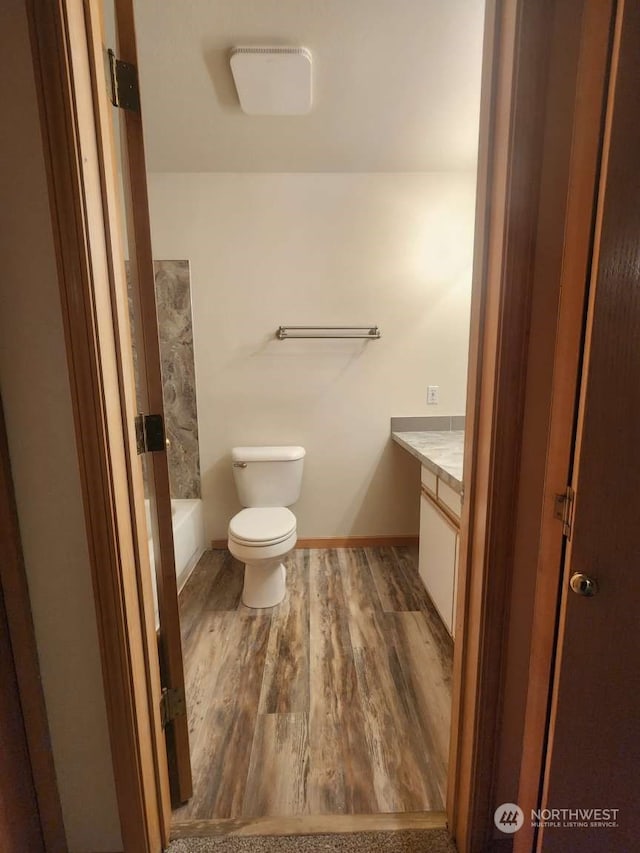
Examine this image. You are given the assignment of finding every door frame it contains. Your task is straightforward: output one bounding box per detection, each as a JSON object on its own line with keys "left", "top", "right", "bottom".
{"left": 28, "top": 0, "right": 168, "bottom": 849}
{"left": 452, "top": 0, "right": 617, "bottom": 850}
{"left": 537, "top": 0, "right": 636, "bottom": 846}
{"left": 512, "top": 2, "right": 616, "bottom": 850}
{"left": 82, "top": 0, "right": 193, "bottom": 807}
{"left": 25, "top": 0, "right": 615, "bottom": 851}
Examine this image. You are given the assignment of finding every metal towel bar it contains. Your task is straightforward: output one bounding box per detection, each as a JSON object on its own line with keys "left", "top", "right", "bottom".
{"left": 276, "top": 325, "right": 381, "bottom": 340}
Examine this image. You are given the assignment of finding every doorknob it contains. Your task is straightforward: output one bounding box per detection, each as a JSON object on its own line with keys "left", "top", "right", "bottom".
{"left": 569, "top": 572, "right": 599, "bottom": 597}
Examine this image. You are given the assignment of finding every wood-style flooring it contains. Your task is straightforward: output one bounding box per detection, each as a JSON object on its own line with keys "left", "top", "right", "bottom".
{"left": 172, "top": 547, "right": 453, "bottom": 823}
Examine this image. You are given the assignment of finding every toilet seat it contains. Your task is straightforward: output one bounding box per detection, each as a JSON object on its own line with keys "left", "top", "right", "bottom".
{"left": 228, "top": 506, "right": 296, "bottom": 547}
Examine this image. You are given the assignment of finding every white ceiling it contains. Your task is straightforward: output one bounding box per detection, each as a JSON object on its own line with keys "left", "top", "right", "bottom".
{"left": 132, "top": 0, "right": 485, "bottom": 173}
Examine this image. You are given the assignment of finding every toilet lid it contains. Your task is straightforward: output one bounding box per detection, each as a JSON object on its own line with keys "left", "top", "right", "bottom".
{"left": 228, "top": 507, "right": 296, "bottom": 546}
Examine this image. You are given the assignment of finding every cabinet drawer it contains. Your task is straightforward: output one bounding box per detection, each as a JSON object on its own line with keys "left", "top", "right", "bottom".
{"left": 438, "top": 479, "right": 462, "bottom": 520}
{"left": 421, "top": 464, "right": 438, "bottom": 494}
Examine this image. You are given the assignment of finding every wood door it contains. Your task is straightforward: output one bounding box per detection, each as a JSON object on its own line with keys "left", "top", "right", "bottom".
{"left": 0, "top": 583, "right": 44, "bottom": 853}
{"left": 539, "top": 1, "right": 640, "bottom": 849}
{"left": 83, "top": 0, "right": 192, "bottom": 807}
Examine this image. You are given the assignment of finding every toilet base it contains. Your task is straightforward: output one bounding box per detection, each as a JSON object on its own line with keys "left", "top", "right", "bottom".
{"left": 242, "top": 559, "right": 286, "bottom": 608}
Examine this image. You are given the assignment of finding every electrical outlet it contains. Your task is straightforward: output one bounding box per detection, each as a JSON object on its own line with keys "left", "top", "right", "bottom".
{"left": 427, "top": 385, "right": 439, "bottom": 405}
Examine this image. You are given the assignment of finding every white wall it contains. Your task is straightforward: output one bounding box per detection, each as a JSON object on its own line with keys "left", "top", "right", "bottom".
{"left": 148, "top": 172, "right": 476, "bottom": 540}
{"left": 0, "top": 2, "right": 122, "bottom": 851}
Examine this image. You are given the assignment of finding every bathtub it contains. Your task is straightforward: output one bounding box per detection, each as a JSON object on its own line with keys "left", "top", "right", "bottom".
{"left": 146, "top": 498, "right": 206, "bottom": 628}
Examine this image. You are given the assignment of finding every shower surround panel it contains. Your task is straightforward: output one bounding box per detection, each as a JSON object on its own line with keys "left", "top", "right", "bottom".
{"left": 128, "top": 259, "right": 201, "bottom": 499}
{"left": 154, "top": 260, "right": 201, "bottom": 499}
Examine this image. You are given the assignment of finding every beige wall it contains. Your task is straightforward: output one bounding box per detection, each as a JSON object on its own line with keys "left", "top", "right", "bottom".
{"left": 0, "top": 2, "right": 122, "bottom": 851}
{"left": 148, "top": 172, "right": 476, "bottom": 540}
{"left": 134, "top": 0, "right": 485, "bottom": 173}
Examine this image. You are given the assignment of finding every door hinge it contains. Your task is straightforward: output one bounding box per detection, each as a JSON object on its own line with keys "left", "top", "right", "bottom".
{"left": 135, "top": 413, "right": 166, "bottom": 454}
{"left": 554, "top": 486, "right": 575, "bottom": 539}
{"left": 108, "top": 48, "right": 140, "bottom": 112}
{"left": 160, "top": 686, "right": 186, "bottom": 728}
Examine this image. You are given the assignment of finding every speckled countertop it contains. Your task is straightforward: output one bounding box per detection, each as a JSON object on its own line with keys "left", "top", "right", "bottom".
{"left": 392, "top": 430, "right": 464, "bottom": 492}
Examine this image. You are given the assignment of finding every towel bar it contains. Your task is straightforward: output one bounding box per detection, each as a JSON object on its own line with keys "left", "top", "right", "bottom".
{"left": 276, "top": 325, "right": 381, "bottom": 340}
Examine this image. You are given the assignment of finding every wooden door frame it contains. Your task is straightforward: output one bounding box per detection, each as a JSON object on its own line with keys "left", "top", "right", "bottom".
{"left": 23, "top": 0, "right": 616, "bottom": 851}
{"left": 512, "top": 2, "right": 616, "bottom": 850}
{"left": 449, "top": 1, "right": 552, "bottom": 846}
{"left": 27, "top": 0, "right": 168, "bottom": 849}
{"left": 82, "top": 0, "right": 192, "bottom": 809}
{"left": 449, "top": 0, "right": 615, "bottom": 850}
{"left": 537, "top": 0, "right": 634, "bottom": 846}
{"left": 0, "top": 399, "right": 67, "bottom": 852}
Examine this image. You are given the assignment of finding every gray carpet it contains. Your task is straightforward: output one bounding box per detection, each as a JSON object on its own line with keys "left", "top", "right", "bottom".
{"left": 166, "top": 830, "right": 457, "bottom": 852}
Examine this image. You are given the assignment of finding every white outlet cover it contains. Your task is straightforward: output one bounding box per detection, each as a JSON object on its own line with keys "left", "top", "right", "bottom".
{"left": 230, "top": 47, "right": 313, "bottom": 115}
{"left": 427, "top": 385, "right": 440, "bottom": 404}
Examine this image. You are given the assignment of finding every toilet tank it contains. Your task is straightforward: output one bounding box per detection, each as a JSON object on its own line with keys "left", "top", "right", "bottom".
{"left": 231, "top": 446, "right": 305, "bottom": 507}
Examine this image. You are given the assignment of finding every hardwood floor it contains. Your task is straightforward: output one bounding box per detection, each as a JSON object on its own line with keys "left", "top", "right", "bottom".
{"left": 172, "top": 547, "right": 453, "bottom": 823}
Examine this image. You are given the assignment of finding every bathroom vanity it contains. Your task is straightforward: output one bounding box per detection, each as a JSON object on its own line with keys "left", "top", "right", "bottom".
{"left": 391, "top": 429, "right": 464, "bottom": 638}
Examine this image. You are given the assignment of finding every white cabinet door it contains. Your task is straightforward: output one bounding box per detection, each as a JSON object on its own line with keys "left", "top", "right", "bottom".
{"left": 419, "top": 493, "right": 457, "bottom": 634}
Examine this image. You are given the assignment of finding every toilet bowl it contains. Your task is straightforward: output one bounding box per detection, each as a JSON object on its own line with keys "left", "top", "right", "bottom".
{"left": 227, "top": 446, "right": 305, "bottom": 608}
{"left": 228, "top": 507, "right": 297, "bottom": 607}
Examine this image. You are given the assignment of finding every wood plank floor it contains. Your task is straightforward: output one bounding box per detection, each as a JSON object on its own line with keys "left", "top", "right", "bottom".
{"left": 172, "top": 547, "right": 453, "bottom": 823}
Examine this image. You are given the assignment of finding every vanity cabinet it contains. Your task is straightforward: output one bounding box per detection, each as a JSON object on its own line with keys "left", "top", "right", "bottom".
{"left": 390, "top": 428, "right": 464, "bottom": 638}
{"left": 418, "top": 465, "right": 461, "bottom": 637}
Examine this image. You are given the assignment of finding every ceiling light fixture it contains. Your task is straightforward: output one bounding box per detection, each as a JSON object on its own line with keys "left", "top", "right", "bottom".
{"left": 229, "top": 46, "right": 313, "bottom": 116}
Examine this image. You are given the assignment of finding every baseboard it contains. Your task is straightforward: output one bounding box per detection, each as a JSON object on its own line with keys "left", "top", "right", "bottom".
{"left": 295, "top": 535, "right": 419, "bottom": 549}
{"left": 210, "top": 535, "right": 419, "bottom": 550}
{"left": 171, "top": 811, "right": 447, "bottom": 839}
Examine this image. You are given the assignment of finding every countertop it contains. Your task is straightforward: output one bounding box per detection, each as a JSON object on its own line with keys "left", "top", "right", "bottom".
{"left": 391, "top": 430, "right": 464, "bottom": 493}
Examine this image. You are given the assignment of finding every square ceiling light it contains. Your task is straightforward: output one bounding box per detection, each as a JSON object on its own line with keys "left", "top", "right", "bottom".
{"left": 230, "top": 47, "right": 313, "bottom": 115}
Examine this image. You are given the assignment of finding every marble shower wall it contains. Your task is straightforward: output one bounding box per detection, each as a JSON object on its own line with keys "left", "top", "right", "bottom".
{"left": 128, "top": 260, "right": 201, "bottom": 499}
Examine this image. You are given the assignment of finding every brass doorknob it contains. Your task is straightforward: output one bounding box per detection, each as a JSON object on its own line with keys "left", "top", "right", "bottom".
{"left": 569, "top": 572, "right": 598, "bottom": 597}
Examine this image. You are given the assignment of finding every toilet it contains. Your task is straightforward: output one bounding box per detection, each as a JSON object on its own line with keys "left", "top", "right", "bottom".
{"left": 227, "top": 445, "right": 305, "bottom": 608}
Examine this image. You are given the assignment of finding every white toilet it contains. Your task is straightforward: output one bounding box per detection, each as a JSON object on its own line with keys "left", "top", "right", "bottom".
{"left": 227, "top": 445, "right": 305, "bottom": 608}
